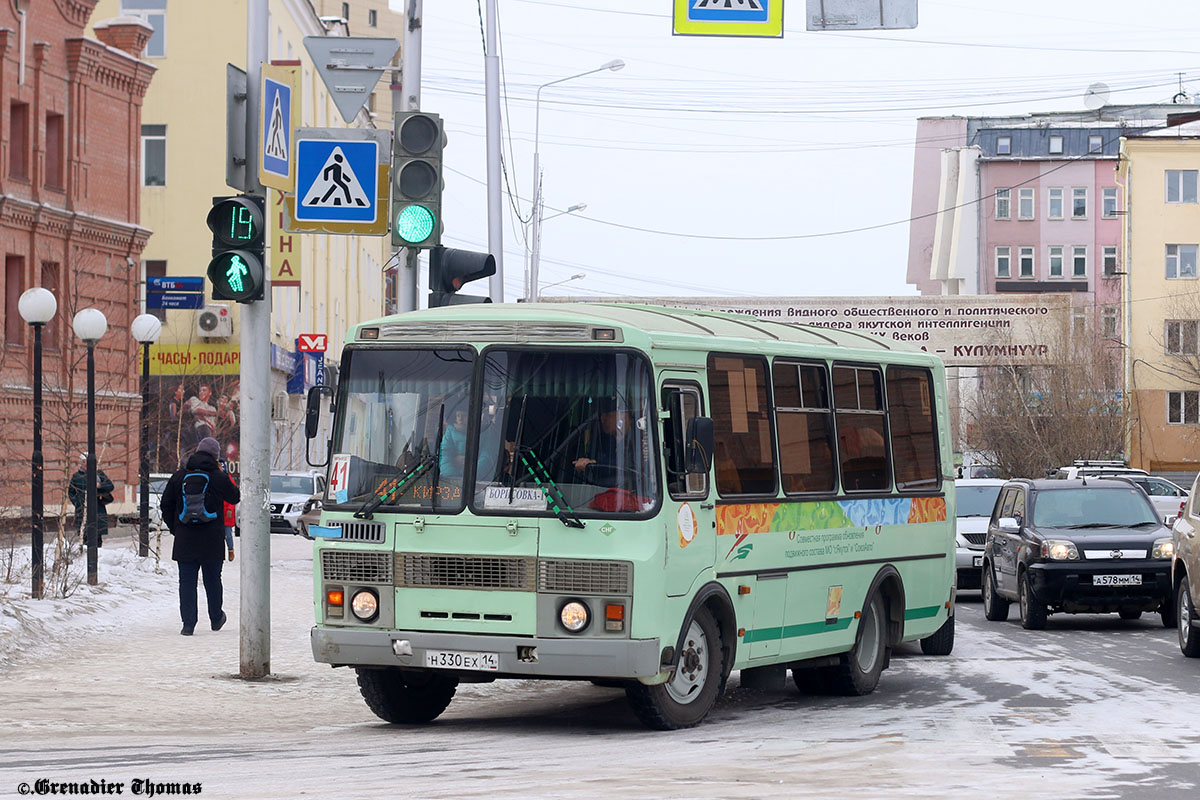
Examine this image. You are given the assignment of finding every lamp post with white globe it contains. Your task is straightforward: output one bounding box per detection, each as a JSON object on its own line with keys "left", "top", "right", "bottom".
{"left": 73, "top": 308, "right": 107, "bottom": 586}
{"left": 131, "top": 314, "right": 162, "bottom": 558}
{"left": 18, "top": 287, "right": 57, "bottom": 599}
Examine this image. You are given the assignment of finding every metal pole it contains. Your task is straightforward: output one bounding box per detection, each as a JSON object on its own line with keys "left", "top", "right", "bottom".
{"left": 398, "top": 0, "right": 422, "bottom": 313}
{"left": 31, "top": 322, "right": 43, "bottom": 599}
{"left": 530, "top": 171, "right": 543, "bottom": 302}
{"left": 85, "top": 341, "right": 98, "bottom": 586}
{"left": 139, "top": 341, "right": 150, "bottom": 558}
{"left": 485, "top": 0, "right": 504, "bottom": 301}
{"left": 240, "top": 0, "right": 271, "bottom": 679}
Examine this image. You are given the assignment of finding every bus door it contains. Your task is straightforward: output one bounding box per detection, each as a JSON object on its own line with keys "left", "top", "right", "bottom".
{"left": 660, "top": 378, "right": 716, "bottom": 598}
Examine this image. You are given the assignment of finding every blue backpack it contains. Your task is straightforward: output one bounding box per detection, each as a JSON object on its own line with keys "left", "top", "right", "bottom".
{"left": 179, "top": 472, "right": 218, "bottom": 526}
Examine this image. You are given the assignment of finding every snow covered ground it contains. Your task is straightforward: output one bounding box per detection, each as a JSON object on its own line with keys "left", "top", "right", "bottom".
{"left": 1, "top": 532, "right": 1199, "bottom": 799}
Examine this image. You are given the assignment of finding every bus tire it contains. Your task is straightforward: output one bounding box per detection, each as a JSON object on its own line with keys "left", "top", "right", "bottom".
{"left": 625, "top": 606, "right": 724, "bottom": 730}
{"left": 829, "top": 592, "right": 887, "bottom": 696}
{"left": 355, "top": 667, "right": 458, "bottom": 724}
{"left": 982, "top": 567, "right": 1009, "bottom": 621}
{"left": 919, "top": 613, "right": 954, "bottom": 656}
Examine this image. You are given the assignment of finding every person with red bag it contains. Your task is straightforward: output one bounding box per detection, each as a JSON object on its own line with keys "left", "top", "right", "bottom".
{"left": 220, "top": 459, "right": 237, "bottom": 561}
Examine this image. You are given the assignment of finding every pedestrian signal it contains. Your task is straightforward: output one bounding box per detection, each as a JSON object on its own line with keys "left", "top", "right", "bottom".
{"left": 391, "top": 112, "right": 445, "bottom": 248}
{"left": 428, "top": 246, "right": 495, "bottom": 307}
{"left": 207, "top": 195, "right": 266, "bottom": 303}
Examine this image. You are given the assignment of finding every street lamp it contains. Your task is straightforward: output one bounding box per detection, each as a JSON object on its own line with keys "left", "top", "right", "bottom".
{"left": 73, "top": 308, "right": 107, "bottom": 586}
{"left": 18, "top": 287, "right": 57, "bottom": 599}
{"left": 130, "top": 314, "right": 162, "bottom": 559}
{"left": 525, "top": 203, "right": 585, "bottom": 298}
{"left": 527, "top": 60, "right": 624, "bottom": 302}
{"left": 539, "top": 273, "right": 586, "bottom": 297}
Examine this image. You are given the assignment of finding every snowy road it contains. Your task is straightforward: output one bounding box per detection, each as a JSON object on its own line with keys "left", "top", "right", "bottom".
{"left": 2, "top": 535, "right": 1199, "bottom": 799}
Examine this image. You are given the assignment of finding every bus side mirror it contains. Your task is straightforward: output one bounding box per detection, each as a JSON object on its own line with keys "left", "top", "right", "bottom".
{"left": 305, "top": 386, "right": 323, "bottom": 439}
{"left": 685, "top": 416, "right": 714, "bottom": 474}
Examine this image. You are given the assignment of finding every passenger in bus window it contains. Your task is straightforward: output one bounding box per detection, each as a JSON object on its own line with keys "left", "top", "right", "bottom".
{"left": 438, "top": 405, "right": 469, "bottom": 479}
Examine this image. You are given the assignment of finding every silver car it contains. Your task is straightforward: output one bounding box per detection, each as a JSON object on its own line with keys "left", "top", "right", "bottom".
{"left": 954, "top": 478, "right": 1006, "bottom": 590}
{"left": 269, "top": 471, "right": 325, "bottom": 535}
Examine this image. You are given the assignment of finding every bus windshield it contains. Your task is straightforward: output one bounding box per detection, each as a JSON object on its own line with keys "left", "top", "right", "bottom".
{"left": 330, "top": 347, "right": 475, "bottom": 511}
{"left": 472, "top": 349, "right": 658, "bottom": 518}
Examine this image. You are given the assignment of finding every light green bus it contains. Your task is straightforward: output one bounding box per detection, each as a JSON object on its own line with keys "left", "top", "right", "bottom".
{"left": 305, "top": 303, "right": 956, "bottom": 730}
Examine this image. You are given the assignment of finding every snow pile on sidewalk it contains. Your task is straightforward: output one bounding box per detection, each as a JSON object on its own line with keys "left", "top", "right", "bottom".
{"left": 0, "top": 538, "right": 175, "bottom": 670}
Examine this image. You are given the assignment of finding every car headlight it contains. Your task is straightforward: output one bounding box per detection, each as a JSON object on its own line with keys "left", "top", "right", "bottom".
{"left": 1040, "top": 539, "right": 1079, "bottom": 561}
{"left": 351, "top": 589, "right": 379, "bottom": 621}
{"left": 559, "top": 600, "right": 590, "bottom": 632}
{"left": 1152, "top": 537, "right": 1175, "bottom": 559}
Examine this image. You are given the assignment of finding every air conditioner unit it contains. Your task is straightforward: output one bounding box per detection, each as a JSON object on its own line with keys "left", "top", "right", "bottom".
{"left": 197, "top": 305, "right": 232, "bottom": 338}
{"left": 271, "top": 392, "right": 289, "bottom": 421}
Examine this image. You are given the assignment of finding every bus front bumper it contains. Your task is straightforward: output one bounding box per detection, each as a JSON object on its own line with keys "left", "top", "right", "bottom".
{"left": 311, "top": 626, "right": 663, "bottom": 679}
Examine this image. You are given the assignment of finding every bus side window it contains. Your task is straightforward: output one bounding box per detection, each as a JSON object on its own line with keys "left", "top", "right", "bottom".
{"left": 662, "top": 386, "right": 708, "bottom": 499}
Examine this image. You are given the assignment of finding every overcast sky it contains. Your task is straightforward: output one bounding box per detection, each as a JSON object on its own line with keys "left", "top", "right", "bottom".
{"left": 386, "top": 0, "right": 1200, "bottom": 301}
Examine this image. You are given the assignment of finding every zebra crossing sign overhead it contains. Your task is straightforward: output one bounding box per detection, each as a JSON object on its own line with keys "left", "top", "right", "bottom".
{"left": 260, "top": 62, "right": 300, "bottom": 191}
{"left": 673, "top": 0, "right": 784, "bottom": 37}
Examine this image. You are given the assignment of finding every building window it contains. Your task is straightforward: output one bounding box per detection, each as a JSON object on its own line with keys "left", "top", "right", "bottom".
{"left": 1071, "top": 307, "right": 1087, "bottom": 338}
{"left": 1072, "top": 246, "right": 1087, "bottom": 278}
{"left": 1103, "top": 245, "right": 1119, "bottom": 276}
{"left": 1168, "top": 390, "right": 1200, "bottom": 425}
{"left": 1048, "top": 246, "right": 1064, "bottom": 278}
{"left": 1089, "top": 135, "right": 1103, "bottom": 154}
{"left": 1019, "top": 246, "right": 1035, "bottom": 278}
{"left": 1166, "top": 320, "right": 1199, "bottom": 355}
{"left": 1102, "top": 306, "right": 1119, "bottom": 340}
{"left": 996, "top": 135, "right": 1012, "bottom": 155}
{"left": 41, "top": 262, "right": 59, "bottom": 351}
{"left": 141, "top": 124, "right": 166, "bottom": 186}
{"left": 1049, "top": 135, "right": 1064, "bottom": 155}
{"left": 145, "top": 260, "right": 167, "bottom": 321}
{"left": 1166, "top": 170, "right": 1199, "bottom": 204}
{"left": 1166, "top": 244, "right": 1199, "bottom": 279}
{"left": 995, "top": 246, "right": 1011, "bottom": 278}
{"left": 1018, "top": 188, "right": 1034, "bottom": 220}
{"left": 994, "top": 188, "right": 1010, "bottom": 220}
{"left": 1048, "top": 187, "right": 1064, "bottom": 219}
{"left": 369, "top": 8, "right": 378, "bottom": 26}
{"left": 9, "top": 101, "right": 29, "bottom": 179}
{"left": 5, "top": 255, "right": 24, "bottom": 345}
{"left": 1072, "top": 187, "right": 1087, "bottom": 219}
{"left": 44, "top": 113, "right": 64, "bottom": 190}
{"left": 1102, "top": 186, "right": 1118, "bottom": 218}
{"left": 708, "top": 354, "right": 776, "bottom": 496}
{"left": 120, "top": 0, "right": 166, "bottom": 58}
{"left": 341, "top": 2, "right": 350, "bottom": 19}
{"left": 773, "top": 362, "right": 835, "bottom": 495}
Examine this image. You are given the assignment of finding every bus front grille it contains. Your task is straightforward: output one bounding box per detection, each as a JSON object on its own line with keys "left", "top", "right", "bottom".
{"left": 538, "top": 559, "right": 632, "bottom": 595}
{"left": 327, "top": 520, "right": 386, "bottom": 543}
{"left": 397, "top": 554, "right": 536, "bottom": 591}
{"left": 321, "top": 550, "right": 393, "bottom": 584}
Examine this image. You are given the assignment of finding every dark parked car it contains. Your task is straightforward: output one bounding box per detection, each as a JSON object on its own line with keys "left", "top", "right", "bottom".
{"left": 981, "top": 479, "right": 1176, "bottom": 630}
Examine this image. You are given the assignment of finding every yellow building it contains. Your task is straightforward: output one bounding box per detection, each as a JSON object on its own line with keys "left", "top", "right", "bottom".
{"left": 1118, "top": 129, "right": 1200, "bottom": 473}
{"left": 88, "top": 0, "right": 402, "bottom": 469}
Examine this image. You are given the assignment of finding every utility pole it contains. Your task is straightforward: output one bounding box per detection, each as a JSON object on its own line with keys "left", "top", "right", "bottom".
{"left": 240, "top": 0, "right": 271, "bottom": 679}
{"left": 396, "top": 0, "right": 423, "bottom": 314}
{"left": 485, "top": 0, "right": 504, "bottom": 301}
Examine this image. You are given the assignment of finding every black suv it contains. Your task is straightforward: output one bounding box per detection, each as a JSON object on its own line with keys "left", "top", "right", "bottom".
{"left": 981, "top": 479, "right": 1176, "bottom": 629}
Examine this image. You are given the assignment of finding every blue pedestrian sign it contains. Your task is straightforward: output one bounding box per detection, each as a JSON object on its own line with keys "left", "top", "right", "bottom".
{"left": 262, "top": 77, "right": 292, "bottom": 182}
{"left": 294, "top": 138, "right": 379, "bottom": 224}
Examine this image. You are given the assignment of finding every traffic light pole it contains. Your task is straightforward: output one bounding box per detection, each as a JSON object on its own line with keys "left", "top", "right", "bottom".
{"left": 397, "top": 0, "right": 423, "bottom": 313}
{"left": 485, "top": 0, "right": 504, "bottom": 302}
{"left": 239, "top": 0, "right": 271, "bottom": 679}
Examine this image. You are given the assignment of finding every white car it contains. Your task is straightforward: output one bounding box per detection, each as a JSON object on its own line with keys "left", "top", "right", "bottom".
{"left": 1107, "top": 475, "right": 1189, "bottom": 522}
{"left": 269, "top": 471, "right": 325, "bottom": 535}
{"left": 954, "top": 478, "right": 1006, "bottom": 591}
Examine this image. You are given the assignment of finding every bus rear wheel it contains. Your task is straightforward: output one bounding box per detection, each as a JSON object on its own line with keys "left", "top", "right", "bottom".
{"left": 829, "top": 593, "right": 888, "bottom": 696}
{"left": 625, "top": 606, "right": 724, "bottom": 730}
{"left": 356, "top": 667, "right": 458, "bottom": 724}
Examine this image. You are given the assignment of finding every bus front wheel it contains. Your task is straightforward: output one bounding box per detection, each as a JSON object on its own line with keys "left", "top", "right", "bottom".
{"left": 355, "top": 667, "right": 458, "bottom": 724}
{"left": 829, "top": 593, "right": 888, "bottom": 696}
{"left": 625, "top": 606, "right": 724, "bottom": 730}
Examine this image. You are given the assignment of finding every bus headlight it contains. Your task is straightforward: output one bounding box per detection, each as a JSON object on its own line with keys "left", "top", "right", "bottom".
{"left": 559, "top": 600, "right": 590, "bottom": 632}
{"left": 1152, "top": 538, "right": 1175, "bottom": 559}
{"left": 351, "top": 589, "right": 379, "bottom": 621}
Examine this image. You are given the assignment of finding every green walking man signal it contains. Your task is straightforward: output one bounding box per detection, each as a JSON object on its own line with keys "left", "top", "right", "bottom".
{"left": 206, "top": 195, "right": 266, "bottom": 303}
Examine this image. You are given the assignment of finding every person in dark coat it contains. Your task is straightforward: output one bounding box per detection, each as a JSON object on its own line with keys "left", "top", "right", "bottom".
{"left": 67, "top": 454, "right": 115, "bottom": 547}
{"left": 160, "top": 437, "right": 240, "bottom": 636}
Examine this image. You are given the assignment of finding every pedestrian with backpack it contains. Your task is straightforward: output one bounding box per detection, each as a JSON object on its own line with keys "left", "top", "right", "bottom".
{"left": 160, "top": 437, "right": 240, "bottom": 636}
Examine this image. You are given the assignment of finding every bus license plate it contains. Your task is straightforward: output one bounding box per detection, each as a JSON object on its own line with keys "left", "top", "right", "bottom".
{"left": 1094, "top": 574, "right": 1141, "bottom": 586}
{"left": 424, "top": 650, "right": 500, "bottom": 671}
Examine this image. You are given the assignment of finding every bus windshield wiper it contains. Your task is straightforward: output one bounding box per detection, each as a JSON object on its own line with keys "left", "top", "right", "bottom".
{"left": 507, "top": 393, "right": 529, "bottom": 501}
{"left": 520, "top": 448, "right": 584, "bottom": 529}
{"left": 429, "top": 404, "right": 445, "bottom": 513}
{"left": 354, "top": 455, "right": 434, "bottom": 520}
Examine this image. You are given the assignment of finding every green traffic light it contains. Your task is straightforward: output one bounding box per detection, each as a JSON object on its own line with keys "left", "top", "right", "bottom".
{"left": 225, "top": 255, "right": 249, "bottom": 293}
{"left": 396, "top": 204, "right": 435, "bottom": 244}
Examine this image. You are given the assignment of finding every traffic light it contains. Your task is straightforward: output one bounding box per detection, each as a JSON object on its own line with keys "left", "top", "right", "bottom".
{"left": 428, "top": 246, "right": 495, "bottom": 308}
{"left": 206, "top": 195, "right": 266, "bottom": 303}
{"left": 391, "top": 111, "right": 445, "bottom": 249}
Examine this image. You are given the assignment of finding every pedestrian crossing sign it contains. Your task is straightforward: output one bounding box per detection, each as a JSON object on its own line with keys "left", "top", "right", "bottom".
{"left": 673, "top": 0, "right": 784, "bottom": 37}
{"left": 260, "top": 62, "right": 300, "bottom": 191}
{"left": 294, "top": 139, "right": 380, "bottom": 223}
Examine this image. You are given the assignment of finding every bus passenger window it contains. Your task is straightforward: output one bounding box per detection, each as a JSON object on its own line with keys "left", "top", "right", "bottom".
{"left": 773, "top": 362, "right": 836, "bottom": 494}
{"left": 833, "top": 366, "right": 890, "bottom": 492}
{"left": 886, "top": 367, "right": 939, "bottom": 491}
{"left": 707, "top": 354, "right": 776, "bottom": 496}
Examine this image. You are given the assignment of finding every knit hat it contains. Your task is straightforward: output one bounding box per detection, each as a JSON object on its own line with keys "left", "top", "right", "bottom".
{"left": 196, "top": 437, "right": 221, "bottom": 457}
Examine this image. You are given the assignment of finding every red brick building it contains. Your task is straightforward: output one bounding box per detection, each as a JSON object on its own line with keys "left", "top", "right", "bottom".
{"left": 0, "top": 1, "right": 154, "bottom": 525}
